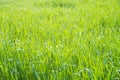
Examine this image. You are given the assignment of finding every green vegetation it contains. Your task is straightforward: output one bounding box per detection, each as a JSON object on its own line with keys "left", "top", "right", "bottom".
{"left": 0, "top": 0, "right": 120, "bottom": 80}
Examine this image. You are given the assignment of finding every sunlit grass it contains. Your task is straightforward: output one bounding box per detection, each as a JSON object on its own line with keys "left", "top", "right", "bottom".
{"left": 0, "top": 0, "right": 120, "bottom": 80}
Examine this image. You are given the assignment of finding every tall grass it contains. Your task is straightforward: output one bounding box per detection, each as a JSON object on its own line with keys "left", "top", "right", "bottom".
{"left": 0, "top": 0, "right": 120, "bottom": 80}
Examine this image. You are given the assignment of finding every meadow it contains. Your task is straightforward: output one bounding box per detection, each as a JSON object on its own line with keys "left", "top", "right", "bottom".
{"left": 0, "top": 0, "right": 120, "bottom": 80}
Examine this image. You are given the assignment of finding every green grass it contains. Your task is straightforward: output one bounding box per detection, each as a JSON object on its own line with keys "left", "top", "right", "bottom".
{"left": 0, "top": 0, "right": 120, "bottom": 80}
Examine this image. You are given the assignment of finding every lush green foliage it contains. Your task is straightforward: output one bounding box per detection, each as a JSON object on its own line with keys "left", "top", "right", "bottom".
{"left": 0, "top": 0, "right": 120, "bottom": 80}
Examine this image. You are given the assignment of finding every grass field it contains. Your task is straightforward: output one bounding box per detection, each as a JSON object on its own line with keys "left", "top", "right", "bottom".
{"left": 0, "top": 0, "right": 120, "bottom": 80}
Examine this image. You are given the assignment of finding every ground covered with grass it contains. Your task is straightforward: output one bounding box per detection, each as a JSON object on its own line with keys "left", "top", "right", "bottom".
{"left": 0, "top": 0, "right": 120, "bottom": 80}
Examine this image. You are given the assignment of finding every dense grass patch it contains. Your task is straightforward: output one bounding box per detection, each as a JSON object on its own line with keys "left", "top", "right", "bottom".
{"left": 0, "top": 0, "right": 120, "bottom": 80}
